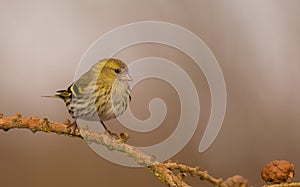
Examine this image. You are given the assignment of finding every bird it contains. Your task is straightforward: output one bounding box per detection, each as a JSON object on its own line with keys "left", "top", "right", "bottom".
{"left": 44, "top": 58, "right": 132, "bottom": 137}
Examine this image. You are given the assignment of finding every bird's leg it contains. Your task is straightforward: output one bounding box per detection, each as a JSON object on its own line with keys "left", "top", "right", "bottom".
{"left": 101, "top": 121, "right": 119, "bottom": 138}
{"left": 66, "top": 119, "right": 79, "bottom": 134}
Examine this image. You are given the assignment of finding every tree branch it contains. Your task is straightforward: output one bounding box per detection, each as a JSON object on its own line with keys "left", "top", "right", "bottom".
{"left": 0, "top": 113, "right": 194, "bottom": 186}
{"left": 2, "top": 113, "right": 299, "bottom": 187}
{"left": 0, "top": 113, "right": 81, "bottom": 137}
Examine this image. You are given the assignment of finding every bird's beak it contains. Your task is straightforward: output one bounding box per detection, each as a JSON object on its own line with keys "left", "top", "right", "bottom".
{"left": 120, "top": 72, "right": 132, "bottom": 81}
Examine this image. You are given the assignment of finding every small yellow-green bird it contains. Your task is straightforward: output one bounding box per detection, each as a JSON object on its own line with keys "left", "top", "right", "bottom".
{"left": 45, "top": 58, "right": 132, "bottom": 136}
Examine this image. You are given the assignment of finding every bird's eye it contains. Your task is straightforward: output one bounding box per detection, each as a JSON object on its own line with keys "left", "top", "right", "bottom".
{"left": 114, "top": 69, "right": 121, "bottom": 74}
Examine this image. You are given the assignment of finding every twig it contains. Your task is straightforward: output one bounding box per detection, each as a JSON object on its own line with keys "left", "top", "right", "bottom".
{"left": 79, "top": 128, "right": 159, "bottom": 166}
{"left": 165, "top": 161, "right": 223, "bottom": 186}
{"left": 0, "top": 113, "right": 192, "bottom": 187}
{"left": 150, "top": 163, "right": 191, "bottom": 187}
{"left": 8, "top": 113, "right": 297, "bottom": 187}
{"left": 0, "top": 113, "right": 81, "bottom": 137}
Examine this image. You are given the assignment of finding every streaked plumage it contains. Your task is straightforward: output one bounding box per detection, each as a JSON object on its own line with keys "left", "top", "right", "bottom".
{"left": 46, "top": 58, "right": 132, "bottom": 134}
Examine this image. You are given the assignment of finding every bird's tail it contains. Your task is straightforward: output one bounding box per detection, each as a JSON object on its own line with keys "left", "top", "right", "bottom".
{"left": 42, "top": 89, "right": 72, "bottom": 102}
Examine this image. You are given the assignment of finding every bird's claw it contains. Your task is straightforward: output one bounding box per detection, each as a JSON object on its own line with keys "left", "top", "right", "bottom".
{"left": 66, "top": 120, "right": 79, "bottom": 134}
{"left": 105, "top": 129, "right": 119, "bottom": 139}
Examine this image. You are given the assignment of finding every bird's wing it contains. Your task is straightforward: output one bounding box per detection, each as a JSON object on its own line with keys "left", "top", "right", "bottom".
{"left": 72, "top": 68, "right": 100, "bottom": 95}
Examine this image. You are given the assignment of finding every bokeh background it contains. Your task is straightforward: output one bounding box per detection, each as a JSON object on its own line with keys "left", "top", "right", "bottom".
{"left": 1, "top": 0, "right": 300, "bottom": 186}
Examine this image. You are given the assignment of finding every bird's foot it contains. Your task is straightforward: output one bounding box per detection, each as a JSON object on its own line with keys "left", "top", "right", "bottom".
{"left": 119, "top": 132, "right": 129, "bottom": 143}
{"left": 66, "top": 120, "right": 79, "bottom": 134}
{"left": 101, "top": 121, "right": 120, "bottom": 139}
{"left": 105, "top": 129, "right": 119, "bottom": 139}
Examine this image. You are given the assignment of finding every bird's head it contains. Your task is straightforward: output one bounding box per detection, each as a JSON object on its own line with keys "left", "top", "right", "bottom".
{"left": 96, "top": 58, "right": 132, "bottom": 82}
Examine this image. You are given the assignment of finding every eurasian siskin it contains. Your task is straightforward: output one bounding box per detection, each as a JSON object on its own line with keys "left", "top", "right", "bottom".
{"left": 45, "top": 58, "right": 132, "bottom": 136}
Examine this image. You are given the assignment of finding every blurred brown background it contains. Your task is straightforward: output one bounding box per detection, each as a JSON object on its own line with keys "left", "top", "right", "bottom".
{"left": 1, "top": 0, "right": 300, "bottom": 186}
